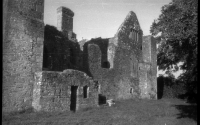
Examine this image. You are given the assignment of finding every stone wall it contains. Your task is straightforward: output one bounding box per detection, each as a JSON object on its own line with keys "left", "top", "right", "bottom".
{"left": 138, "top": 62, "right": 151, "bottom": 98}
{"left": 81, "top": 38, "right": 109, "bottom": 74}
{"left": 32, "top": 69, "right": 98, "bottom": 112}
{"left": 3, "top": 0, "right": 44, "bottom": 112}
{"left": 139, "top": 36, "right": 157, "bottom": 99}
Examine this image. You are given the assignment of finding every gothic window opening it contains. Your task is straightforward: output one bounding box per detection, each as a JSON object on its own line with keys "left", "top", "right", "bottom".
{"left": 135, "top": 32, "right": 137, "bottom": 41}
{"left": 130, "top": 88, "right": 133, "bottom": 93}
{"left": 129, "top": 28, "right": 135, "bottom": 40}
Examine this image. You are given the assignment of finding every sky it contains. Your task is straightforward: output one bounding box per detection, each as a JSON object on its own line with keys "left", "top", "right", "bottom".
{"left": 44, "top": 0, "right": 183, "bottom": 78}
{"left": 44, "top": 0, "right": 172, "bottom": 41}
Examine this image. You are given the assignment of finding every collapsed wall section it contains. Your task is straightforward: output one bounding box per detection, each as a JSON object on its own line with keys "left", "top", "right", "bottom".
{"left": 87, "top": 43, "right": 120, "bottom": 99}
{"left": 3, "top": 0, "right": 44, "bottom": 112}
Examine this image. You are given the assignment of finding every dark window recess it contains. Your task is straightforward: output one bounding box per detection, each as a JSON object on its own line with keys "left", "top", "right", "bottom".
{"left": 140, "top": 46, "right": 142, "bottom": 50}
{"left": 42, "top": 47, "right": 48, "bottom": 69}
{"left": 83, "top": 86, "right": 88, "bottom": 98}
{"left": 70, "top": 86, "right": 78, "bottom": 112}
{"left": 94, "top": 81, "right": 99, "bottom": 90}
{"left": 130, "top": 28, "right": 134, "bottom": 32}
{"left": 98, "top": 94, "right": 106, "bottom": 105}
{"left": 102, "top": 61, "right": 110, "bottom": 68}
{"left": 130, "top": 88, "right": 133, "bottom": 93}
{"left": 70, "top": 48, "right": 74, "bottom": 64}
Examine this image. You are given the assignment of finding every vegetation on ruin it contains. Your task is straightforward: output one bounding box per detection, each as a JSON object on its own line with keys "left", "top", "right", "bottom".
{"left": 2, "top": 98, "right": 196, "bottom": 125}
{"left": 150, "top": 0, "right": 197, "bottom": 97}
{"left": 44, "top": 24, "right": 81, "bottom": 71}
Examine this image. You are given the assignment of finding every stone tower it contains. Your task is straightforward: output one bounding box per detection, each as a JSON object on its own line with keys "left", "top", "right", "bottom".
{"left": 57, "top": 6, "right": 76, "bottom": 40}
{"left": 143, "top": 36, "right": 157, "bottom": 95}
{"left": 3, "top": 0, "right": 44, "bottom": 112}
{"left": 138, "top": 36, "right": 157, "bottom": 99}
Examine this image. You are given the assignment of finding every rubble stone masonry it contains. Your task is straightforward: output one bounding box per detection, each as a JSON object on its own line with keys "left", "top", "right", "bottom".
{"left": 3, "top": 0, "right": 44, "bottom": 112}
{"left": 32, "top": 69, "right": 98, "bottom": 112}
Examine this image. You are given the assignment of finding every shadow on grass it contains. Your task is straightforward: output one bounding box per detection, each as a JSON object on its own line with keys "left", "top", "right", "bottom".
{"left": 174, "top": 104, "right": 197, "bottom": 122}
{"left": 178, "top": 92, "right": 197, "bottom": 104}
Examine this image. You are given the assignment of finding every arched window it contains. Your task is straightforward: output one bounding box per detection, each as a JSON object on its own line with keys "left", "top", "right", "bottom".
{"left": 83, "top": 86, "right": 89, "bottom": 98}
{"left": 130, "top": 88, "right": 133, "bottom": 94}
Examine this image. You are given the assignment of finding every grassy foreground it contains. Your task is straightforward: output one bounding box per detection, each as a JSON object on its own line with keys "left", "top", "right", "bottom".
{"left": 2, "top": 98, "right": 197, "bottom": 125}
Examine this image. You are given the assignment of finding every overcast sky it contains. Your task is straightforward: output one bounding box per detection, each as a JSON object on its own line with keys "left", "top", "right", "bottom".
{"left": 44, "top": 0, "right": 172, "bottom": 41}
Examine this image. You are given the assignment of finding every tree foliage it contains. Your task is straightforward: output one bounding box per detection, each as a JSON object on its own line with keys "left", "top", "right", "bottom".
{"left": 150, "top": 0, "right": 197, "bottom": 93}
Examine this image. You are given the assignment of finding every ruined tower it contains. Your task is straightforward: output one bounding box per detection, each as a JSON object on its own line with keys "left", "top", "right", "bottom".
{"left": 3, "top": 0, "right": 44, "bottom": 112}
{"left": 139, "top": 36, "right": 157, "bottom": 99}
{"left": 57, "top": 6, "right": 76, "bottom": 40}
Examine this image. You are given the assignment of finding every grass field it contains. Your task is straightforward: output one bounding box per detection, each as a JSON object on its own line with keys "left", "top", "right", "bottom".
{"left": 2, "top": 98, "right": 197, "bottom": 125}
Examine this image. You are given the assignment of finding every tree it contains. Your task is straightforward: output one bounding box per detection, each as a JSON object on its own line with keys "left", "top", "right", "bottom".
{"left": 150, "top": 0, "right": 197, "bottom": 94}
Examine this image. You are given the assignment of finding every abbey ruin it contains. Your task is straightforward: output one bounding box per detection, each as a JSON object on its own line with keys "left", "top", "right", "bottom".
{"left": 3, "top": 0, "right": 157, "bottom": 112}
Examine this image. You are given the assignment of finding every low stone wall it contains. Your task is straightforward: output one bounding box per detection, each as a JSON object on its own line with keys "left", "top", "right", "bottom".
{"left": 32, "top": 69, "right": 98, "bottom": 112}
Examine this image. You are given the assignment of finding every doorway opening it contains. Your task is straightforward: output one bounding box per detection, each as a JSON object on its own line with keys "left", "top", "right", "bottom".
{"left": 70, "top": 86, "right": 78, "bottom": 112}
{"left": 98, "top": 94, "right": 106, "bottom": 105}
